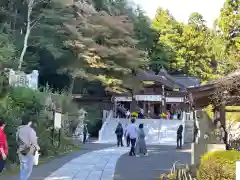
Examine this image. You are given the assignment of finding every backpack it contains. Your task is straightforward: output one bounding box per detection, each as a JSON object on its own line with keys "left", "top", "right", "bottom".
{"left": 115, "top": 126, "right": 122, "bottom": 135}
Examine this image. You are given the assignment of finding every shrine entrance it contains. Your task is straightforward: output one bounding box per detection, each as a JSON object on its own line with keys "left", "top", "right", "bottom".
{"left": 113, "top": 94, "right": 187, "bottom": 119}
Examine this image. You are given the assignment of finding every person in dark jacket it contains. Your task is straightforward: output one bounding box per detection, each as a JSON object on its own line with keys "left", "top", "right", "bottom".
{"left": 83, "top": 124, "right": 88, "bottom": 144}
{"left": 115, "top": 123, "right": 124, "bottom": 147}
{"left": 177, "top": 124, "right": 183, "bottom": 149}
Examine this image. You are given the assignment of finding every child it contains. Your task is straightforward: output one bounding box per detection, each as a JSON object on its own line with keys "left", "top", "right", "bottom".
{"left": 135, "top": 124, "right": 148, "bottom": 157}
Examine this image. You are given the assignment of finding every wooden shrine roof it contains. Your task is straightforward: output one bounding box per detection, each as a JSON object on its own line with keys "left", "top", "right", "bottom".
{"left": 158, "top": 69, "right": 186, "bottom": 88}
{"left": 137, "top": 70, "right": 185, "bottom": 90}
{"left": 187, "top": 71, "right": 240, "bottom": 108}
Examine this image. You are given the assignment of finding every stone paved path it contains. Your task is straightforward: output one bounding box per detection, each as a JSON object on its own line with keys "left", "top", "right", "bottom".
{"left": 0, "top": 143, "right": 113, "bottom": 180}
{"left": 45, "top": 147, "right": 128, "bottom": 180}
{"left": 0, "top": 143, "right": 191, "bottom": 180}
{"left": 115, "top": 144, "right": 191, "bottom": 180}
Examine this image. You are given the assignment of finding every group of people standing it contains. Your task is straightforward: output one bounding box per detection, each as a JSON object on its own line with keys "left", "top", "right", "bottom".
{"left": 0, "top": 115, "right": 40, "bottom": 180}
{"left": 116, "top": 119, "right": 184, "bottom": 152}
{"left": 115, "top": 118, "right": 148, "bottom": 157}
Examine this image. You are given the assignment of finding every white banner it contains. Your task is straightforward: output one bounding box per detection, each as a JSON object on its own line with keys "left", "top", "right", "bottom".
{"left": 115, "top": 96, "right": 132, "bottom": 102}
{"left": 166, "top": 97, "right": 184, "bottom": 103}
{"left": 135, "top": 95, "right": 162, "bottom": 101}
{"left": 114, "top": 96, "right": 184, "bottom": 102}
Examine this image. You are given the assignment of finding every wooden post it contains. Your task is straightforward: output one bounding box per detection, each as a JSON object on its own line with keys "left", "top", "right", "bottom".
{"left": 148, "top": 102, "right": 151, "bottom": 117}
{"left": 51, "top": 102, "right": 56, "bottom": 146}
{"left": 114, "top": 99, "right": 117, "bottom": 118}
{"left": 220, "top": 104, "right": 226, "bottom": 127}
{"left": 143, "top": 102, "right": 146, "bottom": 114}
{"left": 220, "top": 104, "right": 228, "bottom": 146}
{"left": 162, "top": 85, "right": 166, "bottom": 113}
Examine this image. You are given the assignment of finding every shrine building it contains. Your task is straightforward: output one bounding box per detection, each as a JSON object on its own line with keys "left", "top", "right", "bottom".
{"left": 113, "top": 69, "right": 200, "bottom": 118}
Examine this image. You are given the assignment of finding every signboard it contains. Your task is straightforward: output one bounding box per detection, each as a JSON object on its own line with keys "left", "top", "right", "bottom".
{"left": 166, "top": 97, "right": 184, "bottom": 103}
{"left": 114, "top": 96, "right": 184, "bottom": 102}
{"left": 115, "top": 96, "right": 132, "bottom": 102}
{"left": 135, "top": 95, "right": 162, "bottom": 101}
{"left": 207, "top": 144, "right": 226, "bottom": 152}
{"left": 54, "top": 112, "right": 62, "bottom": 129}
{"left": 237, "top": 161, "right": 240, "bottom": 180}
{"left": 142, "top": 81, "right": 154, "bottom": 85}
{"left": 9, "top": 69, "right": 39, "bottom": 90}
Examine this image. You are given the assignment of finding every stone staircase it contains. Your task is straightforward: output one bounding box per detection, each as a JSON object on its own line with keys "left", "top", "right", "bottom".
{"left": 99, "top": 118, "right": 129, "bottom": 143}
{"left": 98, "top": 116, "right": 185, "bottom": 145}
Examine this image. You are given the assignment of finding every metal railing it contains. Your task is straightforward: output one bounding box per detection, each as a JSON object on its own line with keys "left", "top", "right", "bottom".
{"left": 170, "top": 160, "right": 196, "bottom": 180}
{"left": 98, "top": 110, "right": 113, "bottom": 141}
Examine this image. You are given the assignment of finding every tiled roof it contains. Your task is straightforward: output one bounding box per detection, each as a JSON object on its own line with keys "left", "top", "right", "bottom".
{"left": 172, "top": 76, "right": 200, "bottom": 88}
{"left": 158, "top": 69, "right": 186, "bottom": 88}
{"left": 137, "top": 70, "right": 184, "bottom": 90}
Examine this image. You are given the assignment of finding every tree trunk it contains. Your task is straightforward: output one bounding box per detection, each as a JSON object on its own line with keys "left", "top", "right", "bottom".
{"left": 18, "top": 0, "right": 34, "bottom": 70}
{"left": 130, "top": 90, "right": 138, "bottom": 112}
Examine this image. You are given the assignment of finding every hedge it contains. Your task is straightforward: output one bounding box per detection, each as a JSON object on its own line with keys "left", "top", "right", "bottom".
{"left": 198, "top": 150, "right": 240, "bottom": 180}
{"left": 0, "top": 86, "right": 79, "bottom": 164}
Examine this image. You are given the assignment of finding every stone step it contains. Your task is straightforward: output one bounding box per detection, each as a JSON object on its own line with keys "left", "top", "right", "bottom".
{"left": 99, "top": 118, "right": 183, "bottom": 145}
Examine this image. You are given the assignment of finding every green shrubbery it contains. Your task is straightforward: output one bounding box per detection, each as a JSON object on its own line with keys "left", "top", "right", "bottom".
{"left": 0, "top": 86, "right": 79, "bottom": 164}
{"left": 198, "top": 150, "right": 240, "bottom": 180}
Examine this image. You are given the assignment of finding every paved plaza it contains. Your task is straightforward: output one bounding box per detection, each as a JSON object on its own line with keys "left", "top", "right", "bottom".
{"left": 115, "top": 145, "right": 191, "bottom": 180}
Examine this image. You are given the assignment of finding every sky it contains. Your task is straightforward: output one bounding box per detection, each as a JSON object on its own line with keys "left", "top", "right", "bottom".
{"left": 132, "top": 0, "right": 226, "bottom": 27}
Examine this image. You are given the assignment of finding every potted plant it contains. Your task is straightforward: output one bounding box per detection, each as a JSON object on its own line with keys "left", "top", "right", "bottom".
{"left": 160, "top": 113, "right": 167, "bottom": 119}
{"left": 131, "top": 112, "right": 138, "bottom": 118}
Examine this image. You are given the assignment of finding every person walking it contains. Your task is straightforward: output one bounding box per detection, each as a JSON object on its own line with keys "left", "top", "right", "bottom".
{"left": 0, "top": 120, "right": 8, "bottom": 173}
{"left": 17, "top": 115, "right": 40, "bottom": 180}
{"left": 125, "top": 110, "right": 130, "bottom": 119}
{"left": 124, "top": 124, "right": 130, "bottom": 147}
{"left": 83, "top": 124, "right": 88, "bottom": 144}
{"left": 126, "top": 118, "right": 138, "bottom": 156}
{"left": 115, "top": 123, "right": 124, "bottom": 147}
{"left": 176, "top": 124, "right": 183, "bottom": 149}
{"left": 135, "top": 124, "right": 148, "bottom": 157}
{"left": 139, "top": 108, "right": 144, "bottom": 119}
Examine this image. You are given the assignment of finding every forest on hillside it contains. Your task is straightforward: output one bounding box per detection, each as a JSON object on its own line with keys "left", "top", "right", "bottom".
{"left": 0, "top": 0, "right": 239, "bottom": 95}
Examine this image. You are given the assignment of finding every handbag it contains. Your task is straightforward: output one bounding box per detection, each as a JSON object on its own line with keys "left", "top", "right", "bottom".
{"left": 34, "top": 151, "right": 40, "bottom": 165}
{"left": 20, "top": 147, "right": 31, "bottom": 156}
